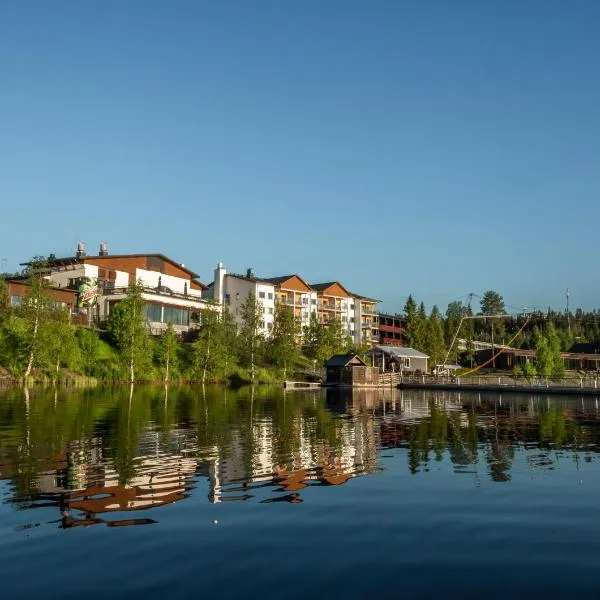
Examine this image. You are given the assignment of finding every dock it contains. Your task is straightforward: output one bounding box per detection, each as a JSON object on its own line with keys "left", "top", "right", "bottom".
{"left": 283, "top": 381, "right": 322, "bottom": 390}
{"left": 399, "top": 375, "right": 600, "bottom": 396}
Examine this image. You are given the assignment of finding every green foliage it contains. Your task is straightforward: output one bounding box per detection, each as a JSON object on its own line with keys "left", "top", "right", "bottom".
{"left": 41, "top": 308, "right": 78, "bottom": 378}
{"left": 238, "top": 292, "right": 264, "bottom": 382}
{"left": 268, "top": 305, "right": 300, "bottom": 377}
{"left": 424, "top": 306, "right": 446, "bottom": 369}
{"left": 303, "top": 311, "right": 325, "bottom": 359}
{"left": 76, "top": 327, "right": 101, "bottom": 375}
{"left": 403, "top": 295, "right": 418, "bottom": 348}
{"left": 0, "top": 276, "right": 9, "bottom": 316}
{"left": 192, "top": 308, "right": 237, "bottom": 383}
{"left": 106, "top": 280, "right": 151, "bottom": 382}
{"left": 480, "top": 290, "right": 505, "bottom": 315}
{"left": 159, "top": 324, "right": 179, "bottom": 383}
{"left": 523, "top": 360, "right": 536, "bottom": 377}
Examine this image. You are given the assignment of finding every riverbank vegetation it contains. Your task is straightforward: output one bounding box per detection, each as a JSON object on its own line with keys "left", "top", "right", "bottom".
{"left": 0, "top": 269, "right": 366, "bottom": 385}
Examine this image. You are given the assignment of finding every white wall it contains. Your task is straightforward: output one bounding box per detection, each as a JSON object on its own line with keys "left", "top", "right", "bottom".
{"left": 135, "top": 268, "right": 201, "bottom": 297}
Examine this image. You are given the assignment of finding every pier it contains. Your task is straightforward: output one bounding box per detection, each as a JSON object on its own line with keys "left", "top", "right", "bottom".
{"left": 399, "top": 375, "right": 600, "bottom": 395}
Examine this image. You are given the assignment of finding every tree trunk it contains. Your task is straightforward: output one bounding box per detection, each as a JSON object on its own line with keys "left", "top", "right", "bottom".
{"left": 165, "top": 350, "right": 170, "bottom": 384}
{"left": 202, "top": 328, "right": 211, "bottom": 385}
{"left": 24, "top": 314, "right": 39, "bottom": 378}
{"left": 56, "top": 355, "right": 60, "bottom": 378}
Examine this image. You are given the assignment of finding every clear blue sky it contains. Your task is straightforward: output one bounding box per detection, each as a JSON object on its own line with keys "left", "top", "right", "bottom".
{"left": 1, "top": 0, "right": 599, "bottom": 314}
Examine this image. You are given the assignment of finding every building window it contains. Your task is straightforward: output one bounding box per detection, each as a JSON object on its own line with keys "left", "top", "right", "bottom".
{"left": 10, "top": 295, "right": 22, "bottom": 306}
{"left": 402, "top": 358, "right": 410, "bottom": 368}
{"left": 145, "top": 304, "right": 162, "bottom": 323}
{"left": 259, "top": 291, "right": 266, "bottom": 299}
{"left": 267, "top": 322, "right": 273, "bottom": 331}
{"left": 236, "top": 292, "right": 240, "bottom": 300}
{"left": 267, "top": 292, "right": 273, "bottom": 299}
{"left": 311, "top": 298, "right": 316, "bottom": 305}
{"left": 225, "top": 293, "right": 231, "bottom": 305}
{"left": 267, "top": 307, "right": 274, "bottom": 315}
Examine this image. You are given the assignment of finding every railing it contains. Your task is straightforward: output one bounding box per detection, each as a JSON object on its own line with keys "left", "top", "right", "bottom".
{"left": 104, "top": 286, "right": 205, "bottom": 303}
{"left": 400, "top": 375, "right": 600, "bottom": 390}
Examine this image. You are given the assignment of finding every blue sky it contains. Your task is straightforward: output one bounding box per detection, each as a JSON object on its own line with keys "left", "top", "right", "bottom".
{"left": 1, "top": 0, "right": 599, "bottom": 313}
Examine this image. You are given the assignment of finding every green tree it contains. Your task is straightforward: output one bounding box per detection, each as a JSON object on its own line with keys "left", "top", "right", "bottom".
{"left": 239, "top": 292, "right": 264, "bottom": 383}
{"left": 403, "top": 295, "right": 418, "bottom": 347}
{"left": 535, "top": 330, "right": 553, "bottom": 377}
{"left": 160, "top": 323, "right": 179, "bottom": 383}
{"left": 106, "top": 280, "right": 150, "bottom": 383}
{"left": 425, "top": 306, "right": 446, "bottom": 369}
{"left": 268, "top": 305, "right": 299, "bottom": 378}
{"left": 18, "top": 257, "right": 53, "bottom": 378}
{"left": 42, "top": 307, "right": 78, "bottom": 378}
{"left": 0, "top": 275, "right": 9, "bottom": 317}
{"left": 76, "top": 328, "right": 101, "bottom": 375}
{"left": 546, "top": 322, "right": 564, "bottom": 377}
{"left": 303, "top": 311, "right": 325, "bottom": 359}
{"left": 192, "top": 307, "right": 236, "bottom": 384}
{"left": 323, "top": 317, "right": 350, "bottom": 359}
{"left": 480, "top": 290, "right": 505, "bottom": 315}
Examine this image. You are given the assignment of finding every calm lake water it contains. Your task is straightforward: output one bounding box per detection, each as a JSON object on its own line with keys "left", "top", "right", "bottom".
{"left": 1, "top": 385, "right": 600, "bottom": 598}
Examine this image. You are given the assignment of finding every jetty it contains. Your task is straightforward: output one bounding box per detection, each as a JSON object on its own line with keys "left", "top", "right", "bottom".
{"left": 399, "top": 375, "right": 600, "bottom": 396}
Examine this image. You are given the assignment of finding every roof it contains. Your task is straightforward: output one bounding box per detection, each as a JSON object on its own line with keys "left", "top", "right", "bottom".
{"left": 368, "top": 345, "right": 429, "bottom": 359}
{"left": 350, "top": 292, "right": 381, "bottom": 303}
{"left": 324, "top": 354, "right": 367, "bottom": 367}
{"left": 310, "top": 281, "right": 353, "bottom": 296}
{"left": 263, "top": 274, "right": 313, "bottom": 290}
{"left": 226, "top": 272, "right": 275, "bottom": 285}
{"left": 22, "top": 254, "right": 201, "bottom": 280}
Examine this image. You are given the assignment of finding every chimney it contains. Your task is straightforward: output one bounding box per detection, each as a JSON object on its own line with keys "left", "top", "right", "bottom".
{"left": 76, "top": 242, "right": 86, "bottom": 258}
{"left": 99, "top": 242, "right": 109, "bottom": 256}
{"left": 214, "top": 262, "right": 227, "bottom": 305}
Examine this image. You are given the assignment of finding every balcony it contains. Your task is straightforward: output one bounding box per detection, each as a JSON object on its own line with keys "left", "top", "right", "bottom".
{"left": 361, "top": 306, "right": 378, "bottom": 315}
{"left": 103, "top": 285, "right": 206, "bottom": 304}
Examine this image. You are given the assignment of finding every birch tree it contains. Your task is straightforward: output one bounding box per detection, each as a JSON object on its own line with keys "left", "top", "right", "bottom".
{"left": 239, "top": 292, "right": 264, "bottom": 383}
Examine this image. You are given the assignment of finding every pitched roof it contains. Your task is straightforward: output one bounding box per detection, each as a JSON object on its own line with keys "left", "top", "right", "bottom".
{"left": 310, "top": 281, "right": 353, "bottom": 297}
{"left": 324, "top": 354, "right": 367, "bottom": 367}
{"left": 350, "top": 291, "right": 380, "bottom": 303}
{"left": 263, "top": 274, "right": 313, "bottom": 290}
{"left": 368, "top": 346, "right": 429, "bottom": 359}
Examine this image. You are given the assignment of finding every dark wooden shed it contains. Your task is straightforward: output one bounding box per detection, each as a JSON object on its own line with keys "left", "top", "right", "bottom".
{"left": 324, "top": 354, "right": 380, "bottom": 387}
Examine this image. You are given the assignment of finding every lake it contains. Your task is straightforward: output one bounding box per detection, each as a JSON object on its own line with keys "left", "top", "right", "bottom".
{"left": 1, "top": 385, "right": 600, "bottom": 598}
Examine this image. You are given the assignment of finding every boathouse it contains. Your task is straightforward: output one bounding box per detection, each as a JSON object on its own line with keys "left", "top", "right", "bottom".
{"left": 367, "top": 346, "right": 429, "bottom": 374}
{"left": 324, "top": 354, "right": 380, "bottom": 387}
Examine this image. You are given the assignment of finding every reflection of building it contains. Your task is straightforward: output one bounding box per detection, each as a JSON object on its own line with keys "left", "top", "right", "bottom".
{"left": 207, "top": 393, "right": 381, "bottom": 503}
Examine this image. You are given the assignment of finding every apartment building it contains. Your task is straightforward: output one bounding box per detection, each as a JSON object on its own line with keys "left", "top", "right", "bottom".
{"left": 310, "top": 282, "right": 379, "bottom": 347}
{"left": 208, "top": 264, "right": 379, "bottom": 345}
{"left": 27, "top": 243, "right": 214, "bottom": 334}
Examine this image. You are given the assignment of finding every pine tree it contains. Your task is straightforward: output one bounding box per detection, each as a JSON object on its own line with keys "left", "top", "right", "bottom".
{"left": 426, "top": 306, "right": 446, "bottom": 369}
{"left": 403, "top": 295, "right": 418, "bottom": 347}
{"left": 239, "top": 292, "right": 264, "bottom": 383}
{"left": 414, "top": 302, "right": 428, "bottom": 351}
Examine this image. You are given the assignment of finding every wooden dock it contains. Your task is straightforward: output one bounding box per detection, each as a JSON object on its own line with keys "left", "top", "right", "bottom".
{"left": 283, "top": 381, "right": 322, "bottom": 390}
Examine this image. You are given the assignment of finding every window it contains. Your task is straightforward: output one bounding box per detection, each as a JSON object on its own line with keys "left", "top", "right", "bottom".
{"left": 163, "top": 306, "right": 190, "bottom": 326}
{"left": 267, "top": 307, "right": 274, "bottom": 315}
{"left": 302, "top": 297, "right": 308, "bottom": 305}
{"left": 267, "top": 292, "right": 273, "bottom": 299}
{"left": 402, "top": 357, "right": 410, "bottom": 368}
{"left": 236, "top": 292, "right": 240, "bottom": 300}
{"left": 266, "top": 322, "right": 273, "bottom": 331}
{"left": 145, "top": 304, "right": 162, "bottom": 323}
{"left": 225, "top": 293, "right": 231, "bottom": 305}
{"left": 259, "top": 291, "right": 266, "bottom": 299}
{"left": 10, "top": 295, "right": 21, "bottom": 306}
{"left": 311, "top": 299, "right": 316, "bottom": 305}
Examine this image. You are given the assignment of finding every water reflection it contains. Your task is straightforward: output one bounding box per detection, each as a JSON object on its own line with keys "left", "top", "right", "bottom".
{"left": 1, "top": 385, "right": 600, "bottom": 529}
